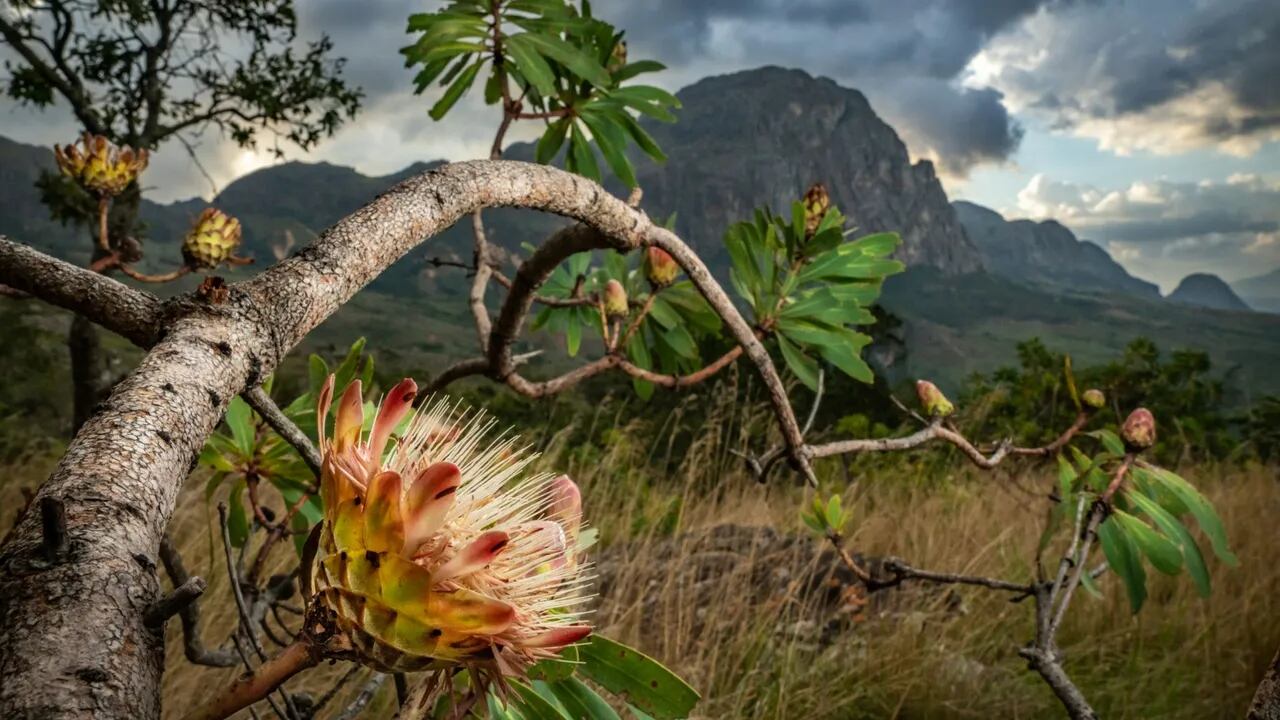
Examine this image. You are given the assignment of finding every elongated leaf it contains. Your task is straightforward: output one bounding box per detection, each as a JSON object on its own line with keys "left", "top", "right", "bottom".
{"left": 776, "top": 334, "right": 820, "bottom": 391}
{"left": 548, "top": 677, "right": 621, "bottom": 720}
{"left": 580, "top": 109, "right": 637, "bottom": 187}
{"left": 429, "top": 59, "right": 483, "bottom": 120}
{"left": 1113, "top": 509, "right": 1182, "bottom": 575}
{"left": 1099, "top": 515, "right": 1147, "bottom": 612}
{"left": 1144, "top": 464, "right": 1238, "bottom": 566}
{"left": 224, "top": 396, "right": 255, "bottom": 455}
{"left": 568, "top": 123, "right": 600, "bottom": 181}
{"left": 1092, "top": 429, "right": 1125, "bottom": 457}
{"left": 537, "top": 117, "right": 572, "bottom": 164}
{"left": 506, "top": 33, "right": 558, "bottom": 97}
{"left": 513, "top": 681, "right": 571, "bottom": 720}
{"left": 517, "top": 31, "right": 611, "bottom": 87}
{"left": 577, "top": 635, "right": 699, "bottom": 719}
{"left": 227, "top": 482, "right": 249, "bottom": 549}
{"left": 1126, "top": 490, "right": 1211, "bottom": 596}
{"left": 613, "top": 59, "right": 665, "bottom": 82}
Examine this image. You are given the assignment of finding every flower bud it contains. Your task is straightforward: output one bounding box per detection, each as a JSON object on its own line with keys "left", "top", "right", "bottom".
{"left": 182, "top": 207, "right": 243, "bottom": 269}
{"left": 915, "top": 380, "right": 954, "bottom": 418}
{"left": 1081, "top": 388, "right": 1106, "bottom": 411}
{"left": 644, "top": 247, "right": 679, "bottom": 288}
{"left": 608, "top": 40, "right": 628, "bottom": 73}
{"left": 603, "top": 279, "right": 628, "bottom": 318}
{"left": 802, "top": 182, "right": 831, "bottom": 239}
{"left": 1121, "top": 407, "right": 1156, "bottom": 451}
{"left": 54, "top": 133, "right": 148, "bottom": 197}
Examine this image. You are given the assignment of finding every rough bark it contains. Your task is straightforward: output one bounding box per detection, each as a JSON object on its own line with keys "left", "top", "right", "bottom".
{"left": 0, "top": 159, "right": 770, "bottom": 719}
{"left": 68, "top": 314, "right": 103, "bottom": 433}
{"left": 1249, "top": 648, "right": 1280, "bottom": 719}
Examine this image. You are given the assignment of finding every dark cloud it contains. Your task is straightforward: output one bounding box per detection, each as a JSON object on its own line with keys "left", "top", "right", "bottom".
{"left": 975, "top": 0, "right": 1280, "bottom": 153}
{"left": 589, "top": 0, "right": 1064, "bottom": 173}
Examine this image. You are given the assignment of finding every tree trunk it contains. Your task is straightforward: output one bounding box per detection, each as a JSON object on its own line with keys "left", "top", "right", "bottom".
{"left": 1249, "top": 648, "right": 1280, "bottom": 719}
{"left": 68, "top": 313, "right": 102, "bottom": 433}
{"left": 0, "top": 160, "right": 753, "bottom": 719}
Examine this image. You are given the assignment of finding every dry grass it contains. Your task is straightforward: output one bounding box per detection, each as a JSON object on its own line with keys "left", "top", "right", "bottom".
{"left": 2, "top": 386, "right": 1277, "bottom": 719}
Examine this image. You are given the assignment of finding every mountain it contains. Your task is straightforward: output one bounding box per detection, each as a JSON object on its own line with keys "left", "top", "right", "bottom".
{"left": 627, "top": 67, "right": 982, "bottom": 274}
{"left": 1233, "top": 268, "right": 1280, "bottom": 314}
{"left": 5, "top": 66, "right": 1280, "bottom": 397}
{"left": 1167, "top": 273, "right": 1251, "bottom": 311}
{"left": 953, "top": 200, "right": 1159, "bottom": 298}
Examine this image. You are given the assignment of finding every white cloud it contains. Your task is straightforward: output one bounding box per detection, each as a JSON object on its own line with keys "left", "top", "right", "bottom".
{"left": 1011, "top": 172, "right": 1280, "bottom": 289}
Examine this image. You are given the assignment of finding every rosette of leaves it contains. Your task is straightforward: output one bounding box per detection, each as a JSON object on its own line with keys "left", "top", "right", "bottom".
{"left": 402, "top": 0, "right": 679, "bottom": 186}
{"left": 1049, "top": 429, "right": 1238, "bottom": 613}
{"left": 725, "top": 201, "right": 904, "bottom": 390}
{"left": 529, "top": 225, "right": 723, "bottom": 400}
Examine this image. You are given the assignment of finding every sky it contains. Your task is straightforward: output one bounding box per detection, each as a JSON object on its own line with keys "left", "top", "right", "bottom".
{"left": 2, "top": 0, "right": 1278, "bottom": 292}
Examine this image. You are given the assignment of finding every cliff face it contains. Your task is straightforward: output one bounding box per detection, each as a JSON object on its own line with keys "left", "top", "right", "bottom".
{"left": 627, "top": 67, "right": 983, "bottom": 274}
{"left": 953, "top": 200, "right": 1159, "bottom": 298}
{"left": 1168, "top": 273, "right": 1251, "bottom": 311}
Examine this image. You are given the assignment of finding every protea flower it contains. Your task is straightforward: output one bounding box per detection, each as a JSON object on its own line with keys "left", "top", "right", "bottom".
{"left": 915, "top": 379, "right": 955, "bottom": 418}
{"left": 644, "top": 247, "right": 680, "bottom": 288}
{"left": 802, "top": 182, "right": 830, "bottom": 240}
{"left": 54, "top": 133, "right": 148, "bottom": 197}
{"left": 308, "top": 376, "right": 592, "bottom": 685}
{"left": 603, "top": 279, "right": 628, "bottom": 318}
{"left": 1120, "top": 407, "right": 1156, "bottom": 451}
{"left": 182, "top": 208, "right": 243, "bottom": 269}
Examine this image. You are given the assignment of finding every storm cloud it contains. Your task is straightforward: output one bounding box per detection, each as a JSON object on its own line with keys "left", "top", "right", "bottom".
{"left": 968, "top": 0, "right": 1280, "bottom": 155}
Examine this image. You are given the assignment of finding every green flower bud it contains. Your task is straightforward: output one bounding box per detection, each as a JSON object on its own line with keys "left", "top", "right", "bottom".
{"left": 1081, "top": 389, "right": 1106, "bottom": 410}
{"left": 603, "top": 279, "right": 628, "bottom": 318}
{"left": 915, "top": 380, "right": 954, "bottom": 418}
{"left": 644, "top": 247, "right": 680, "bottom": 288}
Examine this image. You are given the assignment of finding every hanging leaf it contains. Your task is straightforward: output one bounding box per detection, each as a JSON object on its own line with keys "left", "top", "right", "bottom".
{"left": 224, "top": 396, "right": 255, "bottom": 456}
{"left": 547, "top": 677, "right": 621, "bottom": 720}
{"left": 1099, "top": 515, "right": 1147, "bottom": 613}
{"left": 777, "top": 334, "right": 820, "bottom": 392}
{"left": 429, "top": 59, "right": 484, "bottom": 120}
{"left": 1142, "top": 464, "right": 1237, "bottom": 566}
{"left": 1126, "top": 490, "right": 1211, "bottom": 596}
{"left": 576, "top": 636, "right": 699, "bottom": 719}
{"left": 1113, "top": 509, "right": 1183, "bottom": 575}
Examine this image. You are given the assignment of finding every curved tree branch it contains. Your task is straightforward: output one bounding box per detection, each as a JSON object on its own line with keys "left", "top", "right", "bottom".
{"left": 0, "top": 160, "right": 804, "bottom": 718}
{"left": 0, "top": 235, "right": 162, "bottom": 346}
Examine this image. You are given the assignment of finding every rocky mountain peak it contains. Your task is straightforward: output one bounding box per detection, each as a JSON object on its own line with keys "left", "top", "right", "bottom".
{"left": 627, "top": 67, "right": 984, "bottom": 274}
{"left": 1167, "top": 273, "right": 1251, "bottom": 312}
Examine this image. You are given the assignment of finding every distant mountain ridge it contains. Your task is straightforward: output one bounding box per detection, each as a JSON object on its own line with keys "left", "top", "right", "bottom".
{"left": 953, "top": 200, "right": 1159, "bottom": 298}
{"left": 4, "top": 66, "right": 1280, "bottom": 397}
{"left": 1167, "top": 273, "right": 1251, "bottom": 312}
{"left": 1233, "top": 268, "right": 1280, "bottom": 314}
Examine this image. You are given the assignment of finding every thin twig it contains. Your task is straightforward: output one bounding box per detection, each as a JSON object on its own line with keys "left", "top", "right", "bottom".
{"left": 159, "top": 534, "right": 237, "bottom": 667}
{"left": 335, "top": 674, "right": 389, "bottom": 720}
{"left": 244, "top": 386, "right": 321, "bottom": 477}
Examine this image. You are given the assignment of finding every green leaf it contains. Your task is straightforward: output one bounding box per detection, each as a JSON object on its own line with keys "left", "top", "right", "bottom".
{"left": 512, "top": 682, "right": 571, "bottom": 720}
{"left": 568, "top": 123, "right": 601, "bottom": 181}
{"left": 517, "top": 31, "right": 611, "bottom": 87}
{"left": 1057, "top": 455, "right": 1078, "bottom": 499}
{"left": 1098, "top": 515, "right": 1147, "bottom": 613}
{"left": 577, "top": 635, "right": 699, "bottom": 719}
{"left": 547, "top": 677, "right": 621, "bottom": 720}
{"left": 844, "top": 232, "right": 901, "bottom": 258}
{"left": 776, "top": 334, "right": 820, "bottom": 392}
{"left": 580, "top": 108, "right": 637, "bottom": 187}
{"left": 1113, "top": 509, "right": 1183, "bottom": 575}
{"left": 429, "top": 59, "right": 483, "bottom": 120}
{"left": 227, "top": 482, "right": 250, "bottom": 549}
{"left": 1144, "top": 464, "right": 1238, "bottom": 566}
{"left": 566, "top": 312, "right": 583, "bottom": 357}
{"left": 537, "top": 117, "right": 572, "bottom": 164}
{"left": 1092, "top": 429, "right": 1125, "bottom": 457}
{"left": 224, "top": 396, "right": 255, "bottom": 455}
{"left": 505, "top": 33, "right": 558, "bottom": 97}
{"left": 308, "top": 354, "right": 329, "bottom": 394}
{"left": 612, "top": 59, "right": 665, "bottom": 82}
{"left": 616, "top": 112, "right": 666, "bottom": 163}
{"left": 1126, "top": 490, "right": 1211, "bottom": 596}
{"left": 528, "top": 645, "right": 580, "bottom": 683}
